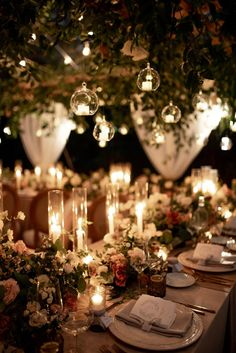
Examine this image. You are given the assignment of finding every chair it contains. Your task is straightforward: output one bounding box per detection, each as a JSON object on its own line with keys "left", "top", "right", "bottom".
{"left": 87, "top": 195, "right": 108, "bottom": 243}
{"left": 25, "top": 189, "right": 71, "bottom": 249}
{"left": 2, "top": 183, "right": 22, "bottom": 241}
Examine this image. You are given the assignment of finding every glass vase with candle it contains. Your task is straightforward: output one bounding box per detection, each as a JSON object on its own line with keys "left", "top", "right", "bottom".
{"left": 135, "top": 180, "right": 148, "bottom": 235}
{"left": 48, "top": 189, "right": 64, "bottom": 245}
{"left": 106, "top": 183, "right": 119, "bottom": 234}
{"left": 89, "top": 285, "right": 106, "bottom": 316}
{"left": 72, "top": 187, "right": 88, "bottom": 252}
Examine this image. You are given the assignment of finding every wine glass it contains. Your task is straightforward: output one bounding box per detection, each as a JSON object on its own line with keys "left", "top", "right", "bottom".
{"left": 130, "top": 242, "right": 149, "bottom": 295}
{"left": 61, "top": 292, "right": 93, "bottom": 353}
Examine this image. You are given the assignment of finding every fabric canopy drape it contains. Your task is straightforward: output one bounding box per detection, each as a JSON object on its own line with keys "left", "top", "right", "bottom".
{"left": 131, "top": 104, "right": 221, "bottom": 180}
{"left": 20, "top": 103, "right": 74, "bottom": 171}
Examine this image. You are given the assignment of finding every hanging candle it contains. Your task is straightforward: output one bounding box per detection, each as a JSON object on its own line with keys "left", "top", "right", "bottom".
{"left": 93, "top": 116, "right": 115, "bottom": 142}
{"left": 220, "top": 136, "right": 233, "bottom": 151}
{"left": 192, "top": 90, "right": 209, "bottom": 111}
{"left": 151, "top": 124, "right": 166, "bottom": 144}
{"left": 137, "top": 63, "right": 160, "bottom": 92}
{"left": 161, "top": 100, "right": 181, "bottom": 123}
{"left": 70, "top": 82, "right": 99, "bottom": 116}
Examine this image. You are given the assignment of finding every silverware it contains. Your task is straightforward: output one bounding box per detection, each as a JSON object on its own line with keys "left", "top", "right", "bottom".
{"left": 99, "top": 345, "right": 113, "bottom": 353}
{"left": 171, "top": 299, "right": 215, "bottom": 314}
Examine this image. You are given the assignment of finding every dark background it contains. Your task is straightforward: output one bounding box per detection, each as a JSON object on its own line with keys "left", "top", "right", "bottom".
{"left": 0, "top": 119, "right": 235, "bottom": 187}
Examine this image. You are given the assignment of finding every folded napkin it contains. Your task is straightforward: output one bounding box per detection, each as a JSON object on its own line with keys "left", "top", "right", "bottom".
{"left": 193, "top": 243, "right": 223, "bottom": 264}
{"left": 115, "top": 295, "right": 193, "bottom": 337}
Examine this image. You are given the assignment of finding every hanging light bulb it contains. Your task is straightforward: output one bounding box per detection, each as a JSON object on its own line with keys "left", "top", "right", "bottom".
{"left": 151, "top": 124, "right": 166, "bottom": 145}
{"left": 70, "top": 82, "right": 99, "bottom": 116}
{"left": 93, "top": 116, "right": 115, "bottom": 142}
{"left": 230, "top": 120, "right": 236, "bottom": 132}
{"left": 220, "top": 136, "right": 233, "bottom": 151}
{"left": 192, "top": 90, "right": 209, "bottom": 111}
{"left": 98, "top": 140, "right": 107, "bottom": 148}
{"left": 82, "top": 41, "right": 91, "bottom": 56}
{"left": 137, "top": 63, "right": 160, "bottom": 92}
{"left": 161, "top": 100, "right": 181, "bottom": 123}
{"left": 119, "top": 124, "right": 129, "bottom": 135}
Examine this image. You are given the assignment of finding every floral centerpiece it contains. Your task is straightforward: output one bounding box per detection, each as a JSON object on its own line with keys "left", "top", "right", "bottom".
{"left": 0, "top": 211, "right": 87, "bottom": 353}
{"left": 88, "top": 222, "right": 169, "bottom": 293}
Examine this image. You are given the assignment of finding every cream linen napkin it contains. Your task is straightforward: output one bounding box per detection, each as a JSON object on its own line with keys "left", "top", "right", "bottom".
{"left": 193, "top": 243, "right": 223, "bottom": 264}
{"left": 115, "top": 295, "right": 193, "bottom": 337}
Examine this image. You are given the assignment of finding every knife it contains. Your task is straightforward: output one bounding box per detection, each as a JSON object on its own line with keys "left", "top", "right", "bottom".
{"left": 171, "top": 299, "right": 215, "bottom": 314}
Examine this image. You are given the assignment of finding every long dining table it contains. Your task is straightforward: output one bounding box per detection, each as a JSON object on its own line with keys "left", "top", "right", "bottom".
{"left": 63, "top": 240, "right": 236, "bottom": 353}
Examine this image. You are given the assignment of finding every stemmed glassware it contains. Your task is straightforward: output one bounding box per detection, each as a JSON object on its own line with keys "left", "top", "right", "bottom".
{"left": 61, "top": 292, "right": 93, "bottom": 353}
{"left": 130, "top": 241, "right": 149, "bottom": 295}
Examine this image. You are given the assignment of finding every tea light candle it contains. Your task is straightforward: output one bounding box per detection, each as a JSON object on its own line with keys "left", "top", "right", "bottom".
{"left": 90, "top": 286, "right": 106, "bottom": 315}
{"left": 165, "top": 114, "right": 175, "bottom": 123}
{"left": 77, "top": 103, "right": 89, "bottom": 116}
{"left": 158, "top": 248, "right": 168, "bottom": 261}
{"left": 99, "top": 125, "right": 110, "bottom": 142}
{"left": 142, "top": 81, "right": 152, "bottom": 91}
{"left": 48, "top": 167, "right": 56, "bottom": 187}
{"left": 49, "top": 214, "right": 62, "bottom": 242}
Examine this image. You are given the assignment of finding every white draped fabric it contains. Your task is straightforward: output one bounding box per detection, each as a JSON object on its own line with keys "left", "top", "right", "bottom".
{"left": 20, "top": 103, "right": 73, "bottom": 171}
{"left": 131, "top": 104, "right": 221, "bottom": 180}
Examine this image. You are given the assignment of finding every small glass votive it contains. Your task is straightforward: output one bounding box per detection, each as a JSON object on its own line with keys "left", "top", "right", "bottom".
{"left": 89, "top": 285, "right": 106, "bottom": 316}
{"left": 148, "top": 273, "right": 166, "bottom": 298}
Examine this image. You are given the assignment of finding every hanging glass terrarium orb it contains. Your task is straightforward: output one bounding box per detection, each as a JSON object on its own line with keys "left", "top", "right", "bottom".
{"left": 93, "top": 118, "right": 115, "bottom": 142}
{"left": 161, "top": 100, "right": 181, "bottom": 123}
{"left": 137, "top": 63, "right": 160, "bottom": 92}
{"left": 70, "top": 82, "right": 99, "bottom": 116}
{"left": 192, "top": 90, "right": 209, "bottom": 111}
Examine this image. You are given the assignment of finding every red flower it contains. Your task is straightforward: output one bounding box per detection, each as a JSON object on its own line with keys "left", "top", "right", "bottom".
{"left": 166, "top": 210, "right": 181, "bottom": 225}
{"left": 112, "top": 263, "right": 127, "bottom": 287}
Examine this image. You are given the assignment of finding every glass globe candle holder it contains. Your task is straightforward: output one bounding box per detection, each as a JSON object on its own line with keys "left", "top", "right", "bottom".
{"left": 161, "top": 100, "right": 181, "bottom": 123}
{"left": 93, "top": 118, "right": 115, "bottom": 142}
{"left": 137, "top": 63, "right": 160, "bottom": 92}
{"left": 70, "top": 82, "right": 99, "bottom": 116}
{"left": 192, "top": 90, "right": 209, "bottom": 111}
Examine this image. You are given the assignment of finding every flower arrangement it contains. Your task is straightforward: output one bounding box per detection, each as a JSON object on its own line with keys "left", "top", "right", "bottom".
{"left": 89, "top": 223, "right": 169, "bottom": 291}
{"left": 0, "top": 211, "right": 87, "bottom": 352}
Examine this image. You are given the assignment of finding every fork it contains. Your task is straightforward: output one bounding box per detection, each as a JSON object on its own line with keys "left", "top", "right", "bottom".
{"left": 99, "top": 345, "right": 113, "bottom": 353}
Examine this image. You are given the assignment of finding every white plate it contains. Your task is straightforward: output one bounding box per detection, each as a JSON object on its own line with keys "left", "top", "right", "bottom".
{"left": 166, "top": 272, "right": 195, "bottom": 288}
{"left": 178, "top": 250, "right": 236, "bottom": 273}
{"left": 109, "top": 303, "right": 203, "bottom": 351}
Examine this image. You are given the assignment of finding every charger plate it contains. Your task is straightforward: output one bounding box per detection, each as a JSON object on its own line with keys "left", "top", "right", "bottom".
{"left": 109, "top": 302, "right": 203, "bottom": 351}
{"left": 178, "top": 250, "right": 236, "bottom": 273}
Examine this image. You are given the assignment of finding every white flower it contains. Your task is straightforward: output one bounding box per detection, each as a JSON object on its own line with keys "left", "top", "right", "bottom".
{"left": 120, "top": 40, "right": 149, "bottom": 61}
{"left": 29, "top": 310, "right": 48, "bottom": 327}
{"left": 0, "top": 219, "right": 3, "bottom": 231}
{"left": 128, "top": 247, "right": 146, "bottom": 262}
{"left": 16, "top": 211, "right": 25, "bottom": 220}
{"left": 103, "top": 233, "right": 115, "bottom": 244}
{"left": 97, "top": 265, "right": 108, "bottom": 275}
{"left": 25, "top": 301, "right": 41, "bottom": 314}
{"left": 7, "top": 229, "right": 13, "bottom": 241}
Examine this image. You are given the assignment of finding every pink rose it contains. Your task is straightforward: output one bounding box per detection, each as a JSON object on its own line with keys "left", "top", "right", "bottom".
{"left": 112, "top": 263, "right": 127, "bottom": 287}
{"left": 0, "top": 278, "right": 20, "bottom": 305}
{"left": 11, "top": 240, "right": 28, "bottom": 254}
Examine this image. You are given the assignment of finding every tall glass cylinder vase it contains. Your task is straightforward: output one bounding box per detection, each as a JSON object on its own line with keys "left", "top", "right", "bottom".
{"left": 48, "top": 189, "right": 64, "bottom": 245}
{"left": 0, "top": 181, "right": 3, "bottom": 212}
{"left": 135, "top": 180, "right": 148, "bottom": 236}
{"left": 106, "top": 183, "right": 119, "bottom": 235}
{"left": 72, "top": 187, "right": 88, "bottom": 252}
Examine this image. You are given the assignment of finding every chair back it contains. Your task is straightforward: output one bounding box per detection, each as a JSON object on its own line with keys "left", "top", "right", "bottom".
{"left": 87, "top": 195, "right": 107, "bottom": 243}
{"left": 2, "top": 183, "right": 22, "bottom": 241}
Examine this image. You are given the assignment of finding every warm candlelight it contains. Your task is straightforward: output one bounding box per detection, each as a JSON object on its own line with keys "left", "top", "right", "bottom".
{"left": 15, "top": 169, "right": 22, "bottom": 190}
{"left": 48, "top": 190, "right": 64, "bottom": 244}
{"left": 157, "top": 248, "right": 168, "bottom": 261}
{"left": 90, "top": 285, "right": 106, "bottom": 314}
{"left": 142, "top": 80, "right": 152, "bottom": 91}
{"left": 135, "top": 201, "right": 144, "bottom": 234}
{"left": 165, "top": 114, "right": 175, "bottom": 123}
{"left": 34, "top": 166, "right": 41, "bottom": 184}
{"left": 108, "top": 205, "right": 115, "bottom": 234}
{"left": 72, "top": 187, "right": 88, "bottom": 251}
{"left": 48, "top": 166, "right": 56, "bottom": 187}
{"left": 56, "top": 169, "right": 63, "bottom": 188}
{"left": 77, "top": 103, "right": 89, "bottom": 116}
{"left": 99, "top": 125, "right": 110, "bottom": 142}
